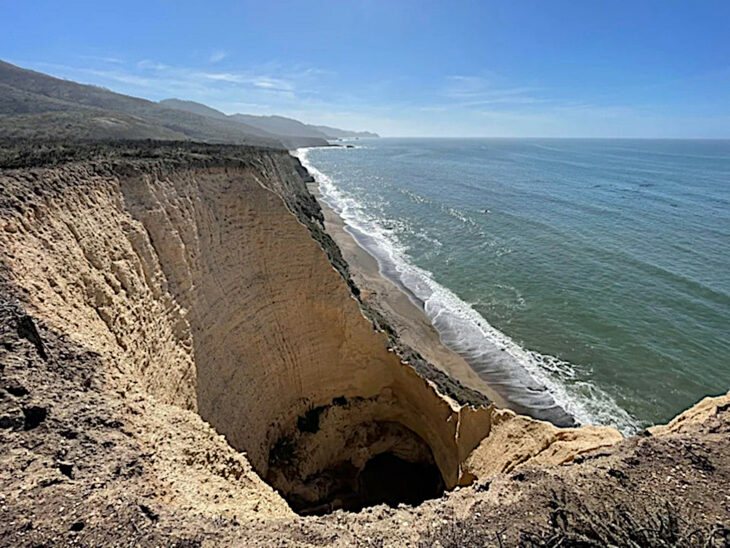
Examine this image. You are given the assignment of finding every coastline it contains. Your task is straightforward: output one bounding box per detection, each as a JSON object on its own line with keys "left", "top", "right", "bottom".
{"left": 306, "top": 179, "right": 511, "bottom": 410}
{"left": 295, "top": 145, "right": 592, "bottom": 429}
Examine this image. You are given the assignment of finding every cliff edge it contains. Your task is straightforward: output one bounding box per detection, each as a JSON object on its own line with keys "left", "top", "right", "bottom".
{"left": 0, "top": 141, "right": 727, "bottom": 546}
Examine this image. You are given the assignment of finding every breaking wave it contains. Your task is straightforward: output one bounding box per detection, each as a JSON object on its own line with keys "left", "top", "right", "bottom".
{"left": 295, "top": 147, "right": 640, "bottom": 434}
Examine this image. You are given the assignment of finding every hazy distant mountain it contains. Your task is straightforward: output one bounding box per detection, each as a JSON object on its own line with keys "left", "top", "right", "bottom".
{"left": 159, "top": 98, "right": 379, "bottom": 142}
{"left": 230, "top": 114, "right": 329, "bottom": 140}
{"left": 159, "top": 100, "right": 328, "bottom": 141}
{"left": 232, "top": 115, "right": 379, "bottom": 140}
{"left": 311, "top": 125, "right": 379, "bottom": 139}
{"left": 0, "top": 61, "right": 334, "bottom": 148}
{"left": 156, "top": 100, "right": 326, "bottom": 148}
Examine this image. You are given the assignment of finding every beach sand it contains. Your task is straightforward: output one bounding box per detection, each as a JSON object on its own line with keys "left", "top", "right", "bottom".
{"left": 308, "top": 182, "right": 509, "bottom": 408}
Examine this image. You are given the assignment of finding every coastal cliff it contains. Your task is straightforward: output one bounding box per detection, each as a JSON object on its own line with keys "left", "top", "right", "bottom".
{"left": 0, "top": 141, "right": 727, "bottom": 545}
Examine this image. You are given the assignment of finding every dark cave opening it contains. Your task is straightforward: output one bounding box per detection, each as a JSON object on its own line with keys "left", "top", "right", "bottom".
{"left": 359, "top": 452, "right": 445, "bottom": 509}
{"left": 293, "top": 451, "right": 445, "bottom": 516}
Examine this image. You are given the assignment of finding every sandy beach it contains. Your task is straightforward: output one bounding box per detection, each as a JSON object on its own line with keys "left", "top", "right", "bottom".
{"left": 307, "top": 181, "right": 509, "bottom": 409}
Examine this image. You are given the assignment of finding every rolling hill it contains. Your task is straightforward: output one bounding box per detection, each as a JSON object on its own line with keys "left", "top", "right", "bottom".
{"left": 159, "top": 99, "right": 380, "bottom": 141}
{"left": 0, "top": 60, "right": 377, "bottom": 147}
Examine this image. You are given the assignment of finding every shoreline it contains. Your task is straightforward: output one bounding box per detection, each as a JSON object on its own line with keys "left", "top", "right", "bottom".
{"left": 295, "top": 145, "right": 584, "bottom": 428}
{"left": 306, "top": 180, "right": 512, "bottom": 410}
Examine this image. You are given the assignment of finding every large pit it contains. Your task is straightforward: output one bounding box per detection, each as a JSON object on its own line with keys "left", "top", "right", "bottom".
{"left": 267, "top": 414, "right": 446, "bottom": 514}
{"left": 0, "top": 149, "right": 493, "bottom": 515}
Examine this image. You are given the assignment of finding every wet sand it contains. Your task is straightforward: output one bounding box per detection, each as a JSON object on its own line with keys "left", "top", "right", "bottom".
{"left": 308, "top": 182, "right": 509, "bottom": 409}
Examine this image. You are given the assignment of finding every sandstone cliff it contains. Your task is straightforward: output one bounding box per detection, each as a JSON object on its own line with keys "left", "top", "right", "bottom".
{"left": 0, "top": 142, "right": 727, "bottom": 546}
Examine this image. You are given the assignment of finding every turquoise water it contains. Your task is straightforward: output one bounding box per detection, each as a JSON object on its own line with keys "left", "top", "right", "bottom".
{"left": 296, "top": 139, "right": 730, "bottom": 433}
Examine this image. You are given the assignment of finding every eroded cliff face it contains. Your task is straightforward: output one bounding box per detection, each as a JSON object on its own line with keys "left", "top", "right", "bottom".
{"left": 0, "top": 143, "right": 624, "bottom": 515}
{"left": 3, "top": 142, "right": 725, "bottom": 546}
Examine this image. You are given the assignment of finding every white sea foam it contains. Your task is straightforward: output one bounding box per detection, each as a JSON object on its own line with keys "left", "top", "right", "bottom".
{"left": 295, "top": 147, "right": 640, "bottom": 434}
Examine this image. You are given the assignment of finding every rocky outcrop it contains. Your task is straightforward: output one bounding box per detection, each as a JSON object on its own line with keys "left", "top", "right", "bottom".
{"left": 649, "top": 392, "right": 730, "bottom": 437}
{"left": 462, "top": 408, "right": 622, "bottom": 482}
{"left": 1, "top": 142, "right": 727, "bottom": 545}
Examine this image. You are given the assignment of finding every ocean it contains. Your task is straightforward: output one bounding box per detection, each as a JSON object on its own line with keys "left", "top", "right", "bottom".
{"left": 296, "top": 139, "right": 730, "bottom": 434}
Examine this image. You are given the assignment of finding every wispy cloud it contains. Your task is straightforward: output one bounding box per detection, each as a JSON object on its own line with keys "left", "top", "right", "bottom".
{"left": 252, "top": 77, "right": 293, "bottom": 91}
{"left": 196, "top": 71, "right": 244, "bottom": 83}
{"left": 444, "top": 75, "right": 496, "bottom": 99}
{"left": 137, "top": 59, "right": 171, "bottom": 71}
{"left": 440, "top": 74, "right": 544, "bottom": 108}
{"left": 209, "top": 50, "right": 227, "bottom": 63}
{"left": 21, "top": 58, "right": 723, "bottom": 137}
{"left": 84, "top": 68, "right": 156, "bottom": 88}
{"left": 30, "top": 58, "right": 334, "bottom": 116}
{"left": 79, "top": 55, "right": 124, "bottom": 64}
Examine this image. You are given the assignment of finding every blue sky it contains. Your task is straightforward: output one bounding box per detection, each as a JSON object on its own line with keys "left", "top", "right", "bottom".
{"left": 3, "top": 1, "right": 730, "bottom": 137}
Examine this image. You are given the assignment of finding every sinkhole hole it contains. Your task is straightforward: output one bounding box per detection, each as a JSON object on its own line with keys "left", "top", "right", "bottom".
{"left": 265, "top": 415, "right": 446, "bottom": 516}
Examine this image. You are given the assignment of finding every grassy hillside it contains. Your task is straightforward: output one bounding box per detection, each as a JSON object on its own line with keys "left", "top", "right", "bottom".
{"left": 159, "top": 98, "right": 230, "bottom": 120}
{"left": 0, "top": 61, "right": 317, "bottom": 147}
{"left": 0, "top": 60, "right": 378, "bottom": 147}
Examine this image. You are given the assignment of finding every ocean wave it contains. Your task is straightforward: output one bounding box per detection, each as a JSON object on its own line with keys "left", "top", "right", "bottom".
{"left": 444, "top": 206, "right": 478, "bottom": 227}
{"left": 471, "top": 284, "right": 527, "bottom": 313}
{"left": 399, "top": 187, "right": 433, "bottom": 205}
{"left": 295, "top": 147, "right": 640, "bottom": 435}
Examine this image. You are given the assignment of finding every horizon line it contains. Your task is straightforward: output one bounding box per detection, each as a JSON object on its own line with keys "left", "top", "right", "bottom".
{"left": 371, "top": 136, "right": 730, "bottom": 140}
